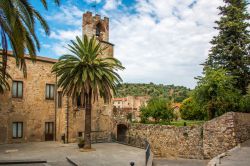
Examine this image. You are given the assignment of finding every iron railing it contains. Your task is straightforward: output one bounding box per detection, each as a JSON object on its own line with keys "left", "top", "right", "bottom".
{"left": 145, "top": 140, "right": 150, "bottom": 166}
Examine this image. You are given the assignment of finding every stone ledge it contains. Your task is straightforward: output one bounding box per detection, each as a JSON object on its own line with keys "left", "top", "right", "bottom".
{"left": 207, "top": 144, "right": 241, "bottom": 166}
{"left": 66, "top": 157, "right": 78, "bottom": 166}
{"left": 0, "top": 159, "right": 47, "bottom": 165}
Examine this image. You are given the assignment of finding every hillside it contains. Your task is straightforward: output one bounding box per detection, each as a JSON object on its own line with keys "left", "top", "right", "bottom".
{"left": 115, "top": 83, "right": 191, "bottom": 102}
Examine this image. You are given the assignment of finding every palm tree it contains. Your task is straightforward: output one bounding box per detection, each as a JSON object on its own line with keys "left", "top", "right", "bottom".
{"left": 0, "top": 61, "right": 10, "bottom": 93}
{"left": 52, "top": 35, "right": 124, "bottom": 149}
{"left": 0, "top": 0, "right": 60, "bottom": 92}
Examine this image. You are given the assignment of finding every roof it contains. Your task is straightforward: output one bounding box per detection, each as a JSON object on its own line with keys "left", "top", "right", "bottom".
{"left": 3, "top": 51, "right": 58, "bottom": 64}
{"left": 101, "top": 40, "right": 114, "bottom": 46}
{"left": 113, "top": 97, "right": 127, "bottom": 101}
{"left": 172, "top": 103, "right": 181, "bottom": 108}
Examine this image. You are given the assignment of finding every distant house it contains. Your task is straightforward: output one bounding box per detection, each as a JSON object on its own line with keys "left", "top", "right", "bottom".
{"left": 113, "top": 96, "right": 150, "bottom": 122}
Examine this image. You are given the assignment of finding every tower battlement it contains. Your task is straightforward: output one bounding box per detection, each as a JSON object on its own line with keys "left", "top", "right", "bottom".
{"left": 82, "top": 11, "right": 109, "bottom": 42}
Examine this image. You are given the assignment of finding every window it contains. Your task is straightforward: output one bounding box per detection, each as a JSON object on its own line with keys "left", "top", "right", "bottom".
{"left": 46, "top": 84, "right": 55, "bottom": 100}
{"left": 12, "top": 122, "right": 23, "bottom": 138}
{"left": 12, "top": 81, "right": 23, "bottom": 98}
{"left": 77, "top": 93, "right": 85, "bottom": 108}
{"left": 78, "top": 132, "right": 83, "bottom": 137}
{"left": 58, "top": 91, "right": 62, "bottom": 108}
{"left": 96, "top": 23, "right": 101, "bottom": 36}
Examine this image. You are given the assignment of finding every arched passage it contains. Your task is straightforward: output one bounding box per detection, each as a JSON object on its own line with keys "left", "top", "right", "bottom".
{"left": 117, "top": 124, "right": 128, "bottom": 142}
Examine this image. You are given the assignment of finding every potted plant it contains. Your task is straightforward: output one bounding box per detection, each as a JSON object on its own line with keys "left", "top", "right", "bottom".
{"left": 77, "top": 137, "right": 85, "bottom": 148}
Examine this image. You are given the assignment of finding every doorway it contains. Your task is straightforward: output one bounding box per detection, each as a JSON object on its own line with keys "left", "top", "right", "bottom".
{"left": 117, "top": 124, "right": 128, "bottom": 143}
{"left": 45, "top": 122, "right": 54, "bottom": 141}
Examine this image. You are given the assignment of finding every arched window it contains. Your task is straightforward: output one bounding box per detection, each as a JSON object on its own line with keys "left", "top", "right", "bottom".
{"left": 96, "top": 23, "right": 101, "bottom": 36}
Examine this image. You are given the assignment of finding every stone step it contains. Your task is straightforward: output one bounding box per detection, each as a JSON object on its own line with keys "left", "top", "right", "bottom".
{"left": 0, "top": 159, "right": 47, "bottom": 165}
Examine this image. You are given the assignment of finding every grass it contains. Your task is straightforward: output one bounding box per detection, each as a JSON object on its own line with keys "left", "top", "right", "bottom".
{"left": 170, "top": 120, "right": 205, "bottom": 127}
{"left": 136, "top": 120, "right": 205, "bottom": 127}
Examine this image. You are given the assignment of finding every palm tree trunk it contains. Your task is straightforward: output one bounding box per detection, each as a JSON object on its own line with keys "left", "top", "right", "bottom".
{"left": 84, "top": 89, "right": 92, "bottom": 149}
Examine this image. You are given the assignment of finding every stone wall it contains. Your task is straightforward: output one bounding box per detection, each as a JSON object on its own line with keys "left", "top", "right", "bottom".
{"left": 128, "top": 124, "right": 204, "bottom": 159}
{"left": 127, "top": 112, "right": 250, "bottom": 159}
{"left": 234, "top": 113, "right": 250, "bottom": 143}
{"left": 0, "top": 56, "right": 57, "bottom": 143}
{"left": 0, "top": 11, "right": 114, "bottom": 144}
{"left": 0, "top": 55, "right": 113, "bottom": 144}
{"left": 203, "top": 112, "right": 236, "bottom": 158}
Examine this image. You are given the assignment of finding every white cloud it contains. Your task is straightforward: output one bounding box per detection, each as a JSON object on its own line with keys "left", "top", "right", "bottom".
{"left": 46, "top": 4, "right": 84, "bottom": 55}
{"left": 49, "top": 29, "right": 82, "bottom": 55}
{"left": 108, "top": 0, "right": 226, "bottom": 88}
{"left": 84, "top": 0, "right": 102, "bottom": 4}
{"left": 51, "top": 42, "right": 70, "bottom": 56}
{"left": 42, "top": 44, "right": 51, "bottom": 49}
{"left": 50, "top": 29, "right": 82, "bottom": 41}
{"left": 45, "top": 0, "right": 250, "bottom": 88}
{"left": 46, "top": 5, "right": 83, "bottom": 26}
{"left": 103, "top": 0, "right": 122, "bottom": 10}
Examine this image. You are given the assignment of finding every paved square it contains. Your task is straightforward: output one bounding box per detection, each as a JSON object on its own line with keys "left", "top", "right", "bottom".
{"left": 0, "top": 142, "right": 145, "bottom": 166}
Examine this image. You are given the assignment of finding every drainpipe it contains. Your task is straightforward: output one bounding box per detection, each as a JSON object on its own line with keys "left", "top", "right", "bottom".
{"left": 55, "top": 76, "right": 58, "bottom": 141}
{"left": 66, "top": 95, "right": 69, "bottom": 143}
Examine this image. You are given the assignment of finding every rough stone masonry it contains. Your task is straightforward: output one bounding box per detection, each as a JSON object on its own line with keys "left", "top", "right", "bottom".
{"left": 127, "top": 112, "right": 250, "bottom": 159}
{"left": 0, "top": 11, "right": 114, "bottom": 144}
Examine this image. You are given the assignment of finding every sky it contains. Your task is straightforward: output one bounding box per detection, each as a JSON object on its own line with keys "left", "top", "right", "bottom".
{"left": 31, "top": 0, "right": 250, "bottom": 89}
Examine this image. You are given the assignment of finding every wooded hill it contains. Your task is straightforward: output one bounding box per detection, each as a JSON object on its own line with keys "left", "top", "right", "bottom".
{"left": 115, "top": 83, "right": 191, "bottom": 102}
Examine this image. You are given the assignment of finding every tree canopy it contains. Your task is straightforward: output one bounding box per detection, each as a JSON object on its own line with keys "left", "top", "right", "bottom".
{"left": 180, "top": 97, "right": 205, "bottom": 120}
{"left": 116, "top": 83, "right": 191, "bottom": 102}
{"left": 193, "top": 68, "right": 241, "bottom": 119}
{"left": 205, "top": 0, "right": 250, "bottom": 94}
{"left": 140, "top": 98, "right": 174, "bottom": 123}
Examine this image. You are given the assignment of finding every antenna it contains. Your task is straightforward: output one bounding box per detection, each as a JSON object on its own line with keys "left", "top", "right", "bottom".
{"left": 91, "top": 0, "right": 97, "bottom": 14}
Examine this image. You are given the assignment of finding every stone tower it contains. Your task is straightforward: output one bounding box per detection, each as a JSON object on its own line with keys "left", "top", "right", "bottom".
{"left": 82, "top": 12, "right": 114, "bottom": 58}
{"left": 83, "top": 11, "right": 109, "bottom": 42}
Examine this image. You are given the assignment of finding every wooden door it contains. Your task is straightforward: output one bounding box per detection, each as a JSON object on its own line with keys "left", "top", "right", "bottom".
{"left": 45, "top": 122, "right": 54, "bottom": 141}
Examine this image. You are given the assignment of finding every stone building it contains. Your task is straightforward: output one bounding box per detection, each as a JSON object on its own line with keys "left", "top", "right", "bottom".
{"left": 113, "top": 96, "right": 150, "bottom": 122}
{"left": 0, "top": 12, "right": 114, "bottom": 144}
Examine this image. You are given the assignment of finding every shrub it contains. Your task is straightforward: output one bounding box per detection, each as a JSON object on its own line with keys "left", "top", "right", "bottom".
{"left": 180, "top": 97, "right": 205, "bottom": 120}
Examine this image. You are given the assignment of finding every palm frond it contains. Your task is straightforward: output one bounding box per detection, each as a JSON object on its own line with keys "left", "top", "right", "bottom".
{"left": 53, "top": 35, "right": 125, "bottom": 103}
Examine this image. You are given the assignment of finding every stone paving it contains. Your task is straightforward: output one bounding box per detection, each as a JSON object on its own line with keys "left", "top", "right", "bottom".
{"left": 0, "top": 142, "right": 145, "bottom": 166}
{"left": 218, "top": 139, "right": 250, "bottom": 166}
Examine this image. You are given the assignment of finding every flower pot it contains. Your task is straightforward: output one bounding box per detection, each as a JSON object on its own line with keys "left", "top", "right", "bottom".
{"left": 78, "top": 143, "right": 84, "bottom": 148}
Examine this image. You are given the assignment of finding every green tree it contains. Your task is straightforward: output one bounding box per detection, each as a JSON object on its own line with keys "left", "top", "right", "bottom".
{"left": 52, "top": 35, "right": 124, "bottom": 149}
{"left": 193, "top": 68, "right": 241, "bottom": 120}
{"left": 239, "top": 85, "right": 250, "bottom": 112}
{"left": 140, "top": 105, "right": 151, "bottom": 123}
{"left": 115, "top": 83, "right": 191, "bottom": 102}
{"left": 0, "top": 0, "right": 60, "bottom": 92}
{"left": 140, "top": 98, "right": 173, "bottom": 123}
{"left": 205, "top": 0, "right": 250, "bottom": 94}
{"left": 180, "top": 97, "right": 205, "bottom": 120}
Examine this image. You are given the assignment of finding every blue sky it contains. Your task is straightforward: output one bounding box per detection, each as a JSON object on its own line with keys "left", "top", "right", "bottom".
{"left": 29, "top": 0, "right": 250, "bottom": 88}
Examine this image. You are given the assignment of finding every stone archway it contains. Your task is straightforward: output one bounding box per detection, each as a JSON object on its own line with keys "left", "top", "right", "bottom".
{"left": 117, "top": 124, "right": 128, "bottom": 142}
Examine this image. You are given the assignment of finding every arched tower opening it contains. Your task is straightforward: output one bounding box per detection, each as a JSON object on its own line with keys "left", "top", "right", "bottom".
{"left": 96, "top": 22, "right": 101, "bottom": 37}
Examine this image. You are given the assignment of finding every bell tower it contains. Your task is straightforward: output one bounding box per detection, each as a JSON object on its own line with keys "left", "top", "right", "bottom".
{"left": 82, "top": 11, "right": 110, "bottom": 42}
{"left": 82, "top": 11, "right": 114, "bottom": 57}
